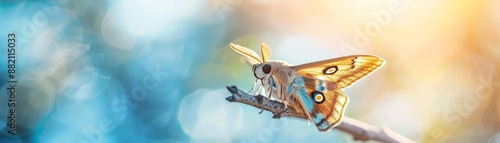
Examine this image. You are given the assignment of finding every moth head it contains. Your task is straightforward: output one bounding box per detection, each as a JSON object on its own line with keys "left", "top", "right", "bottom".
{"left": 252, "top": 63, "right": 272, "bottom": 79}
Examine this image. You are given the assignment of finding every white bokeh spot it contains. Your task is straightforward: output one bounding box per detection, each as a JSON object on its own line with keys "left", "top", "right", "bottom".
{"left": 178, "top": 89, "right": 246, "bottom": 141}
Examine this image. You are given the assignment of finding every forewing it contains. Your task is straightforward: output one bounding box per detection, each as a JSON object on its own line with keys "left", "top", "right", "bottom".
{"left": 290, "top": 55, "right": 385, "bottom": 89}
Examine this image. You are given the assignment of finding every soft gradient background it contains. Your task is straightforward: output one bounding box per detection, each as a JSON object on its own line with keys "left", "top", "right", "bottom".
{"left": 0, "top": 0, "right": 499, "bottom": 142}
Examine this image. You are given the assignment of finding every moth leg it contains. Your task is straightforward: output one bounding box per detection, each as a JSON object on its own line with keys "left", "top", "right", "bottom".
{"left": 271, "top": 104, "right": 290, "bottom": 118}
{"left": 280, "top": 92, "right": 291, "bottom": 118}
{"left": 277, "top": 86, "right": 291, "bottom": 118}
{"left": 256, "top": 85, "right": 265, "bottom": 114}
{"left": 284, "top": 103, "right": 290, "bottom": 118}
{"left": 259, "top": 85, "right": 273, "bottom": 114}
{"left": 248, "top": 79, "right": 259, "bottom": 93}
{"left": 255, "top": 85, "right": 264, "bottom": 96}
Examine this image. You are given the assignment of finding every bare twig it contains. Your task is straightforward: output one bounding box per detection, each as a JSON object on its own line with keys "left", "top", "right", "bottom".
{"left": 225, "top": 85, "right": 414, "bottom": 143}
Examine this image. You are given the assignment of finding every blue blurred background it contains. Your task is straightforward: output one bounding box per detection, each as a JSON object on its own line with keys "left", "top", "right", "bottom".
{"left": 1, "top": 0, "right": 500, "bottom": 142}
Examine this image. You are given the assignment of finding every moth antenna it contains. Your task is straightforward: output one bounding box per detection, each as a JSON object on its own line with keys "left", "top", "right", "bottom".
{"left": 260, "top": 42, "right": 272, "bottom": 62}
{"left": 229, "top": 43, "right": 263, "bottom": 64}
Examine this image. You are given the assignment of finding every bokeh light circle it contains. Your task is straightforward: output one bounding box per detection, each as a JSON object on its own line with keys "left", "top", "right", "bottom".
{"left": 178, "top": 89, "right": 244, "bottom": 141}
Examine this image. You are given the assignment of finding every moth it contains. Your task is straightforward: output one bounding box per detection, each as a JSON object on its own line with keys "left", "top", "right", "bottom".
{"left": 230, "top": 42, "right": 385, "bottom": 132}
